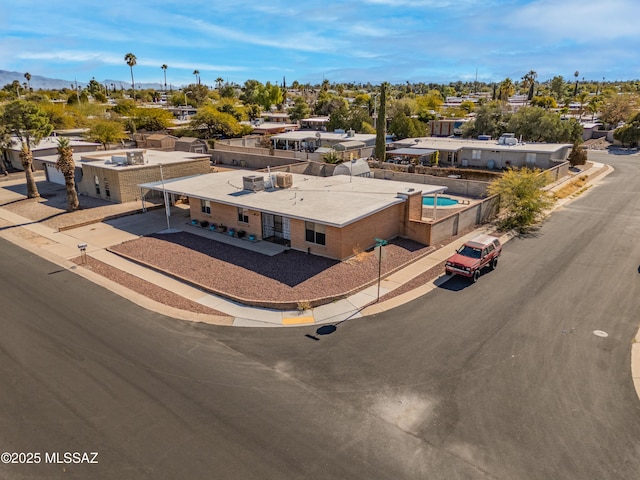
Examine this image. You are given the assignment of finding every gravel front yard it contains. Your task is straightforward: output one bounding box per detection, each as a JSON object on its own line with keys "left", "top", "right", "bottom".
{"left": 110, "top": 232, "right": 434, "bottom": 308}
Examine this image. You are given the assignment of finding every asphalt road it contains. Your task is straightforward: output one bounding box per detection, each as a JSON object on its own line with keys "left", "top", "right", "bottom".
{"left": 1, "top": 151, "right": 640, "bottom": 479}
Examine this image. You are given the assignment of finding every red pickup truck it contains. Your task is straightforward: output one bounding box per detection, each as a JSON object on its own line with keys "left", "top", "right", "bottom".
{"left": 445, "top": 234, "right": 502, "bottom": 282}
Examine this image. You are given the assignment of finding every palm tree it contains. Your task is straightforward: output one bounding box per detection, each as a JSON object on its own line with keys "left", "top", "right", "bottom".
{"left": 24, "top": 72, "right": 31, "bottom": 92}
{"left": 498, "top": 77, "right": 515, "bottom": 101}
{"left": 56, "top": 137, "right": 80, "bottom": 211}
{"left": 215, "top": 77, "right": 224, "bottom": 90}
{"left": 161, "top": 64, "right": 168, "bottom": 92}
{"left": 522, "top": 70, "right": 537, "bottom": 101}
{"left": 574, "top": 70, "right": 580, "bottom": 96}
{"left": 124, "top": 53, "right": 137, "bottom": 100}
{"left": 193, "top": 70, "right": 200, "bottom": 85}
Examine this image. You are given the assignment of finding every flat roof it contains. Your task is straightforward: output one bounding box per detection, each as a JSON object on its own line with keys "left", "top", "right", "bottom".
{"left": 389, "top": 148, "right": 437, "bottom": 156}
{"left": 393, "top": 137, "right": 572, "bottom": 153}
{"left": 10, "top": 136, "right": 100, "bottom": 151}
{"left": 141, "top": 170, "right": 447, "bottom": 228}
{"left": 34, "top": 149, "right": 209, "bottom": 170}
{"left": 272, "top": 131, "right": 376, "bottom": 143}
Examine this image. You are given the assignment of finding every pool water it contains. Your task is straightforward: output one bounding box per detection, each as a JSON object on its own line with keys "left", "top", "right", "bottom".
{"left": 422, "top": 196, "right": 459, "bottom": 207}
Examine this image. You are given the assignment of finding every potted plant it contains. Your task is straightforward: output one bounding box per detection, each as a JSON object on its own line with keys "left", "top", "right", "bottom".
{"left": 200, "top": 220, "right": 209, "bottom": 228}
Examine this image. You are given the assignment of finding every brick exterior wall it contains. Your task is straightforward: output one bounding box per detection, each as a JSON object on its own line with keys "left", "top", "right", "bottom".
{"left": 189, "top": 201, "right": 262, "bottom": 238}
{"left": 78, "top": 158, "right": 210, "bottom": 203}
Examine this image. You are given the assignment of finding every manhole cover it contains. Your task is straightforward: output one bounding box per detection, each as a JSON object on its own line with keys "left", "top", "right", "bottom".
{"left": 593, "top": 330, "right": 609, "bottom": 338}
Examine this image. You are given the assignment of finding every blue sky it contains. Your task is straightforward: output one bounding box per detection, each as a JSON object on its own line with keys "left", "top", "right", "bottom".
{"left": 2, "top": 0, "right": 639, "bottom": 88}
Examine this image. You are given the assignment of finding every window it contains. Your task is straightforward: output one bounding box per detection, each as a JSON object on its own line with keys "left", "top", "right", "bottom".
{"left": 471, "top": 149, "right": 482, "bottom": 160}
{"left": 305, "top": 221, "right": 326, "bottom": 246}
{"left": 200, "top": 199, "right": 211, "bottom": 214}
{"left": 94, "top": 176, "right": 100, "bottom": 195}
{"left": 104, "top": 178, "right": 110, "bottom": 198}
{"left": 526, "top": 153, "right": 536, "bottom": 164}
{"left": 237, "top": 207, "right": 249, "bottom": 223}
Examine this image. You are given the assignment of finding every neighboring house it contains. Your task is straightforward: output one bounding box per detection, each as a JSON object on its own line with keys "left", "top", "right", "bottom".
{"left": 299, "top": 116, "right": 330, "bottom": 130}
{"left": 6, "top": 136, "right": 101, "bottom": 170}
{"left": 175, "top": 137, "right": 209, "bottom": 154}
{"left": 245, "top": 121, "right": 299, "bottom": 135}
{"left": 261, "top": 112, "right": 292, "bottom": 123}
{"left": 35, "top": 149, "right": 211, "bottom": 203}
{"left": 428, "top": 119, "right": 470, "bottom": 137}
{"left": 271, "top": 131, "right": 376, "bottom": 152}
{"left": 141, "top": 169, "right": 447, "bottom": 260}
{"left": 391, "top": 136, "right": 572, "bottom": 169}
{"left": 140, "top": 134, "right": 178, "bottom": 151}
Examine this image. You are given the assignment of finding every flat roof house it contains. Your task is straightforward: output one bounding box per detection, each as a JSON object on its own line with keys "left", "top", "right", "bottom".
{"left": 35, "top": 149, "right": 211, "bottom": 203}
{"left": 141, "top": 170, "right": 447, "bottom": 260}
{"left": 6, "top": 136, "right": 100, "bottom": 170}
{"left": 392, "top": 136, "right": 572, "bottom": 169}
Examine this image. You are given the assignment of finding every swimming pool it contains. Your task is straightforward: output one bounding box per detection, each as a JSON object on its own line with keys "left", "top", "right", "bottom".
{"left": 422, "top": 196, "right": 459, "bottom": 207}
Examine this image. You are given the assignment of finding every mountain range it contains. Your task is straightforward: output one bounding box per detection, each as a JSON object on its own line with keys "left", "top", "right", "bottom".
{"left": 0, "top": 70, "right": 163, "bottom": 91}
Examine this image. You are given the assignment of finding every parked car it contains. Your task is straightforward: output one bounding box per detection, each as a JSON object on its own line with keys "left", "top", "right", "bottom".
{"left": 445, "top": 234, "right": 502, "bottom": 282}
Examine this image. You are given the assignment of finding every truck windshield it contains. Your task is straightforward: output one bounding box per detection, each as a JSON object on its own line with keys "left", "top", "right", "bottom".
{"left": 457, "top": 245, "right": 481, "bottom": 258}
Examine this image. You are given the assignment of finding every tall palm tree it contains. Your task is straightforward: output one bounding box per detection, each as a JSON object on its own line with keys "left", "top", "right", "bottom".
{"left": 573, "top": 70, "right": 580, "bottom": 96}
{"left": 215, "top": 77, "right": 224, "bottom": 90}
{"left": 124, "top": 53, "right": 137, "bottom": 100}
{"left": 193, "top": 70, "right": 200, "bottom": 85}
{"left": 24, "top": 72, "right": 31, "bottom": 92}
{"left": 161, "top": 64, "right": 168, "bottom": 92}
{"left": 522, "top": 70, "right": 537, "bottom": 101}
{"left": 56, "top": 137, "right": 80, "bottom": 211}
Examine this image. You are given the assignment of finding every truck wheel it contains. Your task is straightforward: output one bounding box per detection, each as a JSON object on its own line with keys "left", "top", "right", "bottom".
{"left": 472, "top": 269, "right": 481, "bottom": 282}
{"left": 491, "top": 257, "right": 498, "bottom": 270}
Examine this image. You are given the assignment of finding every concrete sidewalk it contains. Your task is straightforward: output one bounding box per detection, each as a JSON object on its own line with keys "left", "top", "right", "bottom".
{"left": 0, "top": 160, "right": 611, "bottom": 328}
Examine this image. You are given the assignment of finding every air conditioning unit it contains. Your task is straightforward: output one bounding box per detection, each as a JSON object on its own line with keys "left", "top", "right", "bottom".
{"left": 243, "top": 175, "right": 265, "bottom": 192}
{"left": 111, "top": 155, "right": 127, "bottom": 165}
{"left": 275, "top": 173, "right": 293, "bottom": 188}
{"left": 126, "top": 151, "right": 145, "bottom": 165}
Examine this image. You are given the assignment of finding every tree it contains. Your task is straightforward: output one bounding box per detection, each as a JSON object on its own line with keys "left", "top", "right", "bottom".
{"left": 529, "top": 95, "right": 558, "bottom": 109}
{"left": 124, "top": 53, "right": 137, "bottom": 100}
{"left": 498, "top": 78, "right": 515, "bottom": 101}
{"left": 132, "top": 107, "right": 174, "bottom": 131}
{"left": 24, "top": 72, "right": 31, "bottom": 92}
{"left": 375, "top": 82, "right": 387, "bottom": 161}
{"left": 189, "top": 105, "right": 242, "bottom": 138}
{"left": 215, "top": 77, "right": 224, "bottom": 91}
{"left": 576, "top": 91, "right": 590, "bottom": 121}
{"left": 573, "top": 70, "right": 580, "bottom": 96}
{"left": 614, "top": 112, "right": 640, "bottom": 147}
{"left": 522, "top": 70, "right": 537, "bottom": 101}
{"left": 288, "top": 96, "right": 311, "bottom": 123}
{"left": 193, "top": 70, "right": 200, "bottom": 85}
{"left": 161, "top": 64, "right": 168, "bottom": 91}
{"left": 550, "top": 76, "right": 565, "bottom": 100}
{"left": 1, "top": 100, "right": 53, "bottom": 198}
{"left": 488, "top": 167, "right": 553, "bottom": 232}
{"left": 0, "top": 123, "right": 12, "bottom": 176}
{"left": 567, "top": 140, "right": 588, "bottom": 166}
{"left": 55, "top": 137, "right": 80, "bottom": 211}
{"left": 461, "top": 102, "right": 509, "bottom": 139}
{"left": 86, "top": 120, "right": 127, "bottom": 150}
{"left": 506, "top": 106, "right": 582, "bottom": 143}
{"left": 599, "top": 94, "right": 638, "bottom": 128}
{"left": 389, "top": 112, "right": 425, "bottom": 140}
